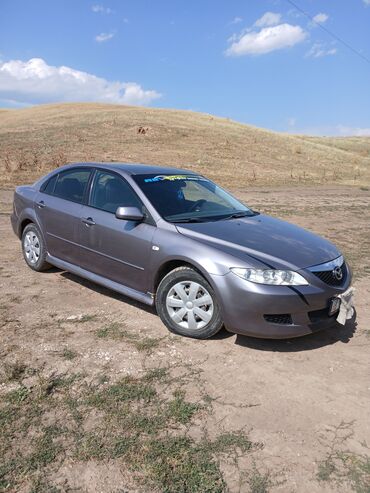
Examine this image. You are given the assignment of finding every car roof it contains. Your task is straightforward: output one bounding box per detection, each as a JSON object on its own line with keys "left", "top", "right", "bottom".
{"left": 66, "top": 162, "right": 197, "bottom": 176}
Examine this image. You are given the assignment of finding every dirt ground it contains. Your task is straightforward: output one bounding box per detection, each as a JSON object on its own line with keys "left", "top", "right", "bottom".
{"left": 1, "top": 185, "right": 369, "bottom": 493}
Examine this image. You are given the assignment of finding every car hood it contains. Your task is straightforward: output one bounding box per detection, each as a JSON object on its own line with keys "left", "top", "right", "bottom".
{"left": 176, "top": 214, "right": 340, "bottom": 270}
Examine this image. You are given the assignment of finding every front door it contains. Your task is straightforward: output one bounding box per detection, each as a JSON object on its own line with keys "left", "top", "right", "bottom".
{"left": 78, "top": 170, "right": 155, "bottom": 293}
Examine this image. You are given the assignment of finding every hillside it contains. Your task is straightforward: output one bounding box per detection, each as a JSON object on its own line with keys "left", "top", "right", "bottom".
{"left": 0, "top": 103, "right": 369, "bottom": 188}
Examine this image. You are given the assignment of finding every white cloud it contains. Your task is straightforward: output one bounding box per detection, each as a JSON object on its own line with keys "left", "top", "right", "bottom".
{"left": 95, "top": 32, "right": 115, "bottom": 42}
{"left": 231, "top": 16, "right": 243, "bottom": 25}
{"left": 254, "top": 12, "right": 282, "bottom": 27}
{"left": 287, "top": 8, "right": 302, "bottom": 19}
{"left": 92, "top": 4, "right": 113, "bottom": 14}
{"left": 312, "top": 13, "right": 329, "bottom": 25}
{"left": 0, "top": 58, "right": 162, "bottom": 106}
{"left": 226, "top": 23, "right": 307, "bottom": 57}
{"left": 336, "top": 125, "right": 370, "bottom": 137}
{"left": 306, "top": 43, "right": 337, "bottom": 58}
{"left": 288, "top": 124, "right": 370, "bottom": 136}
{"left": 363, "top": 0, "right": 370, "bottom": 6}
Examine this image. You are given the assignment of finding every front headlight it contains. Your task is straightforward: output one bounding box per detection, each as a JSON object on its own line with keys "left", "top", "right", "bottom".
{"left": 230, "top": 268, "right": 308, "bottom": 286}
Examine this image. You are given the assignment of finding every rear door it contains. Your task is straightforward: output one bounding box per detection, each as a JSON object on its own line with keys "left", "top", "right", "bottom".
{"left": 35, "top": 167, "right": 92, "bottom": 264}
{"left": 78, "top": 169, "right": 155, "bottom": 292}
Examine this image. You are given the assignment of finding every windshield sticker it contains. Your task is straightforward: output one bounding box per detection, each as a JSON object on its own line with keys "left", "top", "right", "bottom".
{"left": 144, "top": 175, "right": 207, "bottom": 183}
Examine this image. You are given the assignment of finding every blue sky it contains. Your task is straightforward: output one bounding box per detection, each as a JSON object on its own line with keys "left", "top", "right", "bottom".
{"left": 0, "top": 0, "right": 369, "bottom": 135}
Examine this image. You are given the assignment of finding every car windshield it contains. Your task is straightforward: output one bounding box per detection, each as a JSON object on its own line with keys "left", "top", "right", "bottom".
{"left": 133, "top": 173, "right": 255, "bottom": 222}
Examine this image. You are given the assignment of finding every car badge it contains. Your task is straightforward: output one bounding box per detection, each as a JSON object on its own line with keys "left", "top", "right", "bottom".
{"left": 333, "top": 266, "right": 343, "bottom": 281}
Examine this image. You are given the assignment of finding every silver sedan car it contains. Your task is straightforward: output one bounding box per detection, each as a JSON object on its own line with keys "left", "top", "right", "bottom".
{"left": 11, "top": 163, "right": 353, "bottom": 339}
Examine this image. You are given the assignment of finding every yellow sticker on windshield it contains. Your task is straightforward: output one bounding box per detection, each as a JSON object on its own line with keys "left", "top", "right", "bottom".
{"left": 144, "top": 175, "right": 206, "bottom": 183}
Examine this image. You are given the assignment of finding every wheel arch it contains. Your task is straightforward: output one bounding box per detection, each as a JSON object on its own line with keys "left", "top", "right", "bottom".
{"left": 17, "top": 210, "right": 46, "bottom": 246}
{"left": 19, "top": 218, "right": 34, "bottom": 238}
{"left": 152, "top": 258, "right": 217, "bottom": 294}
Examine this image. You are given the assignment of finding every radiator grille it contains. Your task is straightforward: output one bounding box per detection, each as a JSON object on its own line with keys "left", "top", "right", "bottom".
{"left": 312, "top": 262, "right": 347, "bottom": 287}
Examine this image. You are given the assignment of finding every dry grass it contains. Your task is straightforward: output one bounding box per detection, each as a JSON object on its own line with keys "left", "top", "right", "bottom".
{"left": 299, "top": 135, "right": 370, "bottom": 159}
{"left": 1, "top": 103, "right": 370, "bottom": 188}
{"left": 0, "top": 349, "right": 260, "bottom": 492}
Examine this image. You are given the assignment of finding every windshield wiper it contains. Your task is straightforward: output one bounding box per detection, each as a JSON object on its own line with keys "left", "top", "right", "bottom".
{"left": 167, "top": 211, "right": 257, "bottom": 223}
{"left": 220, "top": 211, "right": 253, "bottom": 220}
{"left": 168, "top": 217, "right": 207, "bottom": 223}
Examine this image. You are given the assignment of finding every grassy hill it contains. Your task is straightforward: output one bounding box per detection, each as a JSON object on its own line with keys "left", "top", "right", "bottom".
{"left": 0, "top": 103, "right": 369, "bottom": 188}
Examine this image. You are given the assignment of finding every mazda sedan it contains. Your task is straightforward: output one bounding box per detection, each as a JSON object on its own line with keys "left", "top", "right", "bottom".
{"left": 11, "top": 163, "right": 353, "bottom": 339}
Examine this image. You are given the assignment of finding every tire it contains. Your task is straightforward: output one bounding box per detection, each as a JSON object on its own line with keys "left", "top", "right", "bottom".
{"left": 155, "top": 266, "right": 223, "bottom": 339}
{"left": 21, "top": 223, "right": 51, "bottom": 272}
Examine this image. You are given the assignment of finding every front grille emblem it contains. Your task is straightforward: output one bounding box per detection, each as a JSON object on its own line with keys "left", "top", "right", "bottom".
{"left": 333, "top": 266, "right": 343, "bottom": 281}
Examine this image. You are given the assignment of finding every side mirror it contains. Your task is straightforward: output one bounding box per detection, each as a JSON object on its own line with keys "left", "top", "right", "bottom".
{"left": 115, "top": 206, "right": 144, "bottom": 221}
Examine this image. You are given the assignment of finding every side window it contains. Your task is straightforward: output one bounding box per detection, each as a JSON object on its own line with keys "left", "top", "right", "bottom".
{"left": 90, "top": 171, "right": 142, "bottom": 214}
{"left": 41, "top": 174, "right": 58, "bottom": 195}
{"left": 53, "top": 169, "right": 91, "bottom": 204}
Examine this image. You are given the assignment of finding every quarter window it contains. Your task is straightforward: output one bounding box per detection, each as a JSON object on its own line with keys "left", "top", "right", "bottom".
{"left": 53, "top": 169, "right": 91, "bottom": 204}
{"left": 41, "top": 174, "right": 58, "bottom": 195}
{"left": 90, "top": 170, "right": 142, "bottom": 213}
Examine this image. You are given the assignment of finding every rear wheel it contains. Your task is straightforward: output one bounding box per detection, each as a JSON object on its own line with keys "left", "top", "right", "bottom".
{"left": 22, "top": 223, "right": 51, "bottom": 271}
{"left": 155, "top": 266, "right": 223, "bottom": 339}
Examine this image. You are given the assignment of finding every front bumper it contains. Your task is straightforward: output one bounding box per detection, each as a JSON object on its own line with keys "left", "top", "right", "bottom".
{"left": 210, "top": 267, "right": 353, "bottom": 339}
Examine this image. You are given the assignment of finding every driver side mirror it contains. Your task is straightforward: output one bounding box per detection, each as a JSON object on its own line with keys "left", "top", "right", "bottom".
{"left": 115, "top": 206, "right": 144, "bottom": 222}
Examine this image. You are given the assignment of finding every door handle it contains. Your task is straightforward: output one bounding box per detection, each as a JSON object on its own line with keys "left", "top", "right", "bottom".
{"left": 81, "top": 217, "right": 96, "bottom": 226}
{"left": 36, "top": 200, "right": 46, "bottom": 209}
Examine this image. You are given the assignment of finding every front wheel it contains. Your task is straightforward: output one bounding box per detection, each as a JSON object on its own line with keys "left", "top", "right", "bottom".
{"left": 22, "top": 223, "right": 51, "bottom": 272}
{"left": 155, "top": 266, "right": 223, "bottom": 339}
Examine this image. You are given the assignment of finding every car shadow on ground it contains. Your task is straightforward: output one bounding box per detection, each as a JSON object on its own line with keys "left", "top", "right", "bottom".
{"left": 233, "top": 317, "right": 357, "bottom": 352}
